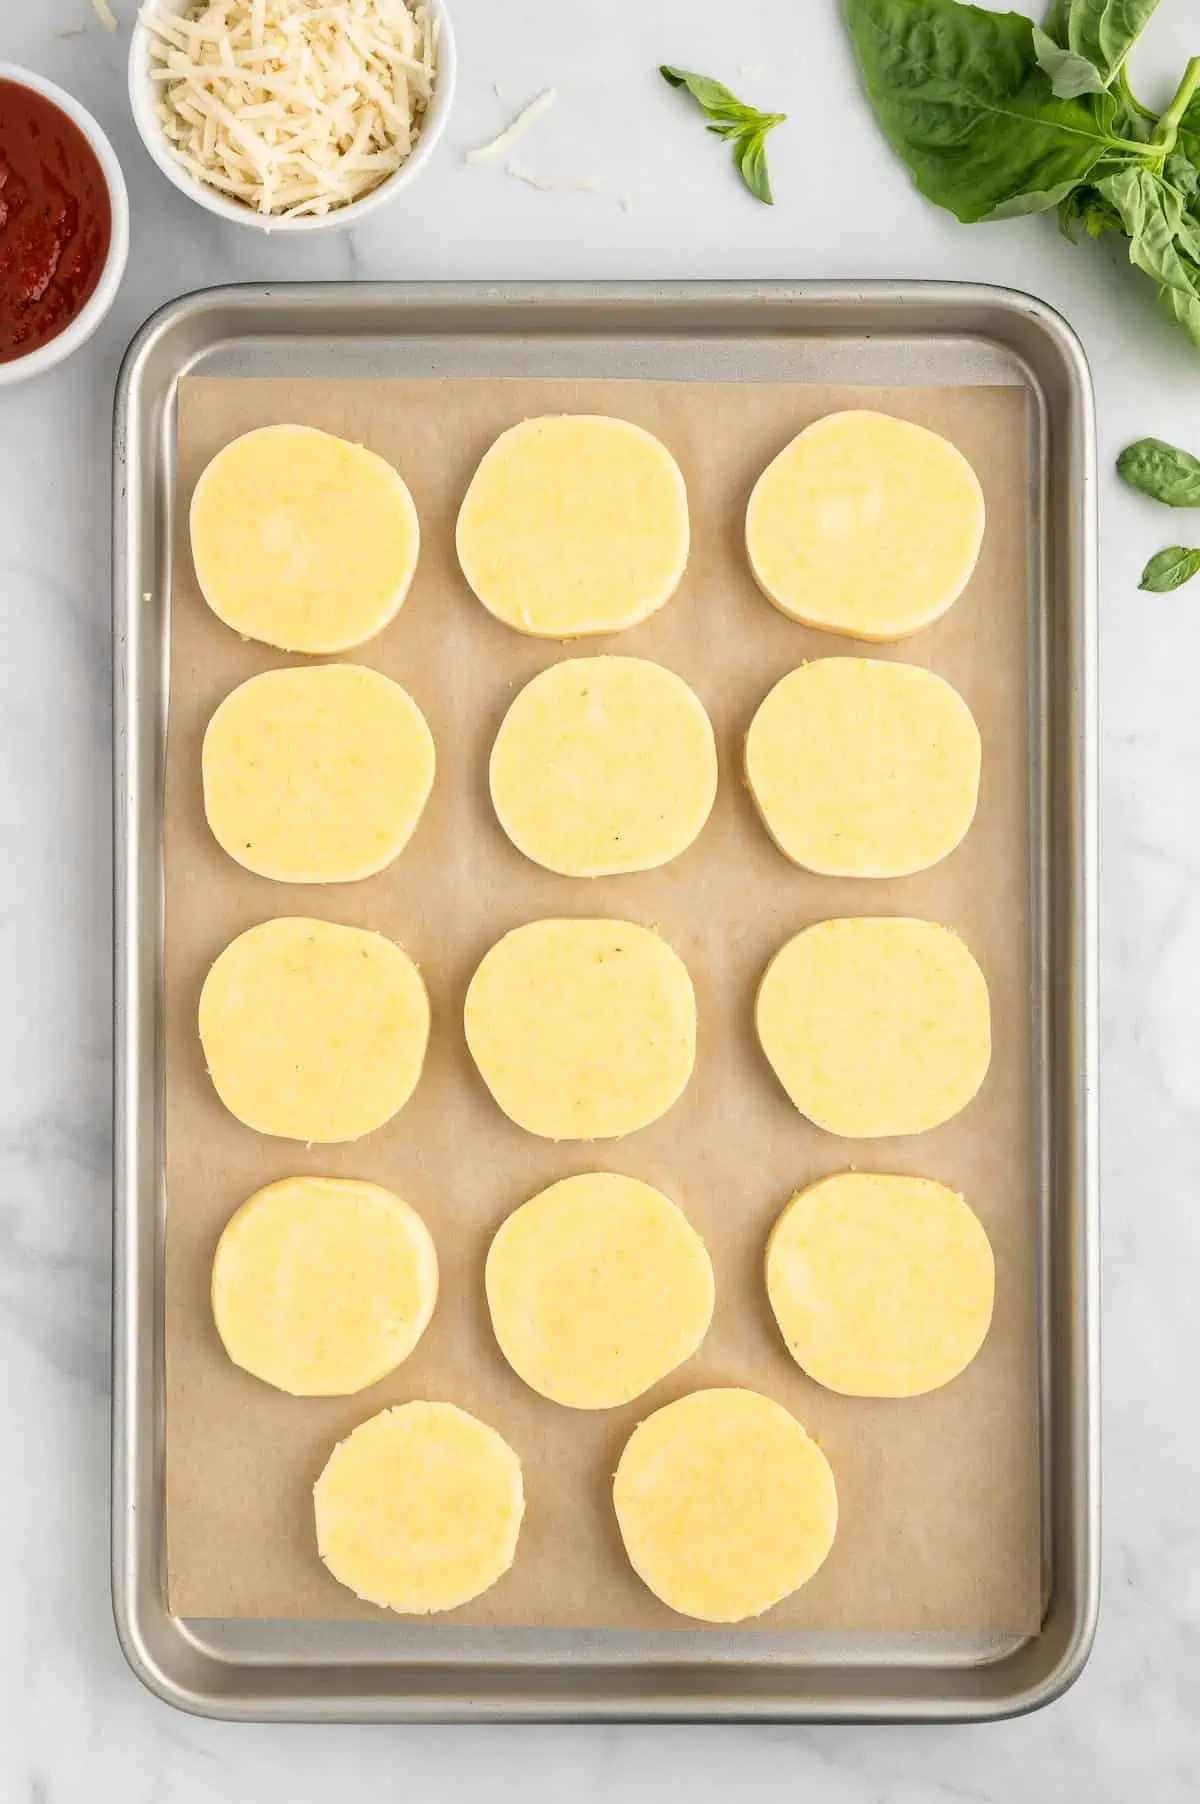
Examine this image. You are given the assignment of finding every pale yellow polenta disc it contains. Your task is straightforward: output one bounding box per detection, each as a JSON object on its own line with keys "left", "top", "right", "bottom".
{"left": 613, "top": 1388, "right": 838, "bottom": 1622}
{"left": 766, "top": 1173, "right": 995, "bottom": 1397}
{"left": 745, "top": 659, "right": 981, "bottom": 877}
{"left": 190, "top": 424, "right": 420, "bottom": 653}
{"left": 756, "top": 918, "right": 991, "bottom": 1138}
{"left": 202, "top": 664, "right": 435, "bottom": 883}
{"left": 489, "top": 657, "right": 717, "bottom": 877}
{"left": 464, "top": 919, "right": 695, "bottom": 1140}
{"left": 745, "top": 411, "right": 985, "bottom": 639}
{"left": 199, "top": 917, "right": 430, "bottom": 1142}
{"left": 212, "top": 1177, "right": 438, "bottom": 1396}
{"left": 486, "top": 1173, "right": 714, "bottom": 1408}
{"left": 314, "top": 1402, "right": 524, "bottom": 1615}
{"left": 456, "top": 416, "right": 689, "bottom": 637}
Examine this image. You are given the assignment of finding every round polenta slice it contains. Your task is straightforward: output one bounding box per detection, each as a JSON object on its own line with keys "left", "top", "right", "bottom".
{"left": 745, "top": 411, "right": 985, "bottom": 639}
{"left": 314, "top": 1402, "right": 524, "bottom": 1614}
{"left": 766, "top": 1172, "right": 995, "bottom": 1397}
{"left": 456, "top": 415, "right": 689, "bottom": 637}
{"left": 756, "top": 918, "right": 991, "bottom": 1138}
{"left": 613, "top": 1388, "right": 838, "bottom": 1622}
{"left": 745, "top": 658, "right": 981, "bottom": 877}
{"left": 199, "top": 917, "right": 430, "bottom": 1142}
{"left": 190, "top": 424, "right": 420, "bottom": 653}
{"left": 203, "top": 664, "right": 435, "bottom": 883}
{"left": 212, "top": 1176, "right": 438, "bottom": 1396}
{"left": 489, "top": 656, "right": 717, "bottom": 877}
{"left": 486, "top": 1172, "right": 714, "bottom": 1408}
{"left": 464, "top": 919, "right": 696, "bottom": 1141}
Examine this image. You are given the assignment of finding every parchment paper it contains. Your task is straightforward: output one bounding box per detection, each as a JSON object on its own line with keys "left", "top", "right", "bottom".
{"left": 165, "top": 375, "right": 1039, "bottom": 1632}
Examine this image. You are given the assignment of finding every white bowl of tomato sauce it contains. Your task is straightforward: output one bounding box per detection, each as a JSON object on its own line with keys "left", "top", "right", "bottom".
{"left": 0, "top": 65, "right": 130, "bottom": 385}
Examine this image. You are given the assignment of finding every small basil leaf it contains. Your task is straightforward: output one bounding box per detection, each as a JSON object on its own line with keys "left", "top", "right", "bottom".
{"left": 1138, "top": 545, "right": 1200, "bottom": 591}
{"left": 1118, "top": 437, "right": 1200, "bottom": 506}
{"left": 736, "top": 131, "right": 774, "bottom": 205}
{"left": 1066, "top": 0, "right": 1162, "bottom": 87}
{"left": 1032, "top": 26, "right": 1107, "bottom": 98}
{"left": 1165, "top": 151, "right": 1199, "bottom": 201}
{"left": 661, "top": 67, "right": 767, "bottom": 131}
{"left": 659, "top": 67, "right": 743, "bottom": 116}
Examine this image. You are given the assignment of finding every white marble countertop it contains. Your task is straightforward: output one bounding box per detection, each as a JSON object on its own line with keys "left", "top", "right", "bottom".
{"left": 2, "top": 0, "right": 1198, "bottom": 1796}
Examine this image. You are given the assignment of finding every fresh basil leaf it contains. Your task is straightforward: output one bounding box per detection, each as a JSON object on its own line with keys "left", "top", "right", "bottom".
{"left": 660, "top": 67, "right": 745, "bottom": 119}
{"left": 1118, "top": 437, "right": 1200, "bottom": 506}
{"left": 660, "top": 66, "right": 776, "bottom": 131}
{"left": 1160, "top": 260, "right": 1200, "bottom": 346}
{"left": 659, "top": 65, "right": 785, "bottom": 205}
{"left": 736, "top": 130, "right": 774, "bottom": 205}
{"left": 1042, "top": 0, "right": 1071, "bottom": 45}
{"left": 1066, "top": 0, "right": 1161, "bottom": 86}
{"left": 1099, "top": 166, "right": 1200, "bottom": 347}
{"left": 843, "top": 0, "right": 1143, "bottom": 224}
{"left": 1058, "top": 181, "right": 1124, "bottom": 238}
{"left": 1032, "top": 25, "right": 1106, "bottom": 99}
{"left": 1165, "top": 151, "right": 1200, "bottom": 200}
{"left": 1138, "top": 545, "right": 1200, "bottom": 591}
{"left": 1035, "top": 1, "right": 1165, "bottom": 105}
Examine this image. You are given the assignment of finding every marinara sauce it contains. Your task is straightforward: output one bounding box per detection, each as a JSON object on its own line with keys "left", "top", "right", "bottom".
{"left": 0, "top": 78, "right": 112, "bottom": 364}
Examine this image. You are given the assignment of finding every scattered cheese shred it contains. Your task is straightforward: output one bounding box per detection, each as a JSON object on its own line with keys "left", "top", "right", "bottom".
{"left": 92, "top": 0, "right": 119, "bottom": 28}
{"left": 505, "top": 164, "right": 602, "bottom": 196}
{"left": 466, "top": 88, "right": 556, "bottom": 164}
{"left": 139, "top": 0, "right": 437, "bottom": 217}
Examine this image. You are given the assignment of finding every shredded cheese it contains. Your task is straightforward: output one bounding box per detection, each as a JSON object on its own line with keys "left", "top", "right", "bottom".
{"left": 92, "top": 0, "right": 120, "bottom": 27}
{"left": 505, "top": 165, "right": 602, "bottom": 196}
{"left": 466, "top": 88, "right": 556, "bottom": 164}
{"left": 140, "top": 0, "right": 437, "bottom": 217}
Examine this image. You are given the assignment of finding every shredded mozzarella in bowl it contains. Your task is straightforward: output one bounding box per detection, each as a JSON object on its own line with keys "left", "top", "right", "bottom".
{"left": 132, "top": 0, "right": 447, "bottom": 224}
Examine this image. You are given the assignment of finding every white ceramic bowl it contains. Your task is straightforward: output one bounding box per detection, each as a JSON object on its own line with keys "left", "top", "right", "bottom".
{"left": 128, "top": 0, "right": 456, "bottom": 234}
{"left": 0, "top": 65, "right": 130, "bottom": 387}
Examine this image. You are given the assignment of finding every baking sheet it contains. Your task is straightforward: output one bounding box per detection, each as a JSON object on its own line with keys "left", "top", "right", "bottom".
{"left": 164, "top": 374, "right": 1039, "bottom": 1633}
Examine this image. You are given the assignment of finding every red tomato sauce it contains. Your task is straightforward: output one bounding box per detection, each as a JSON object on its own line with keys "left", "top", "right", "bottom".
{"left": 0, "top": 78, "right": 112, "bottom": 364}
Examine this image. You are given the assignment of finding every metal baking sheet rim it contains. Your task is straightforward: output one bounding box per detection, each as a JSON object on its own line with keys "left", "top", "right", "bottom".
{"left": 111, "top": 280, "right": 1099, "bottom": 1724}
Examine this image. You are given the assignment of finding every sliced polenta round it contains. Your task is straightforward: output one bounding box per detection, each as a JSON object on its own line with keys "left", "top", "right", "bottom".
{"left": 190, "top": 424, "right": 419, "bottom": 653}
{"left": 766, "top": 1172, "right": 995, "bottom": 1397}
{"left": 199, "top": 917, "right": 429, "bottom": 1142}
{"left": 202, "top": 664, "right": 435, "bottom": 883}
{"left": 486, "top": 1172, "right": 714, "bottom": 1408}
{"left": 745, "top": 658, "right": 981, "bottom": 877}
{"left": 314, "top": 1402, "right": 524, "bottom": 1615}
{"left": 746, "top": 411, "right": 985, "bottom": 639}
{"left": 464, "top": 919, "right": 696, "bottom": 1141}
{"left": 456, "top": 415, "right": 689, "bottom": 637}
{"left": 613, "top": 1388, "right": 838, "bottom": 1622}
{"left": 212, "top": 1176, "right": 438, "bottom": 1396}
{"left": 756, "top": 918, "right": 991, "bottom": 1138}
{"left": 489, "top": 656, "right": 717, "bottom": 876}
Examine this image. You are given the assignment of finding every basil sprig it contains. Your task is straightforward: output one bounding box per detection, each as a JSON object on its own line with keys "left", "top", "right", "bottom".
{"left": 844, "top": 0, "right": 1200, "bottom": 350}
{"left": 659, "top": 66, "right": 786, "bottom": 206}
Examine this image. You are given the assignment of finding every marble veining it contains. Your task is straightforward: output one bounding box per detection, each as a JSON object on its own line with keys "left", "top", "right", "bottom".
{"left": 1, "top": 0, "right": 1198, "bottom": 1797}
